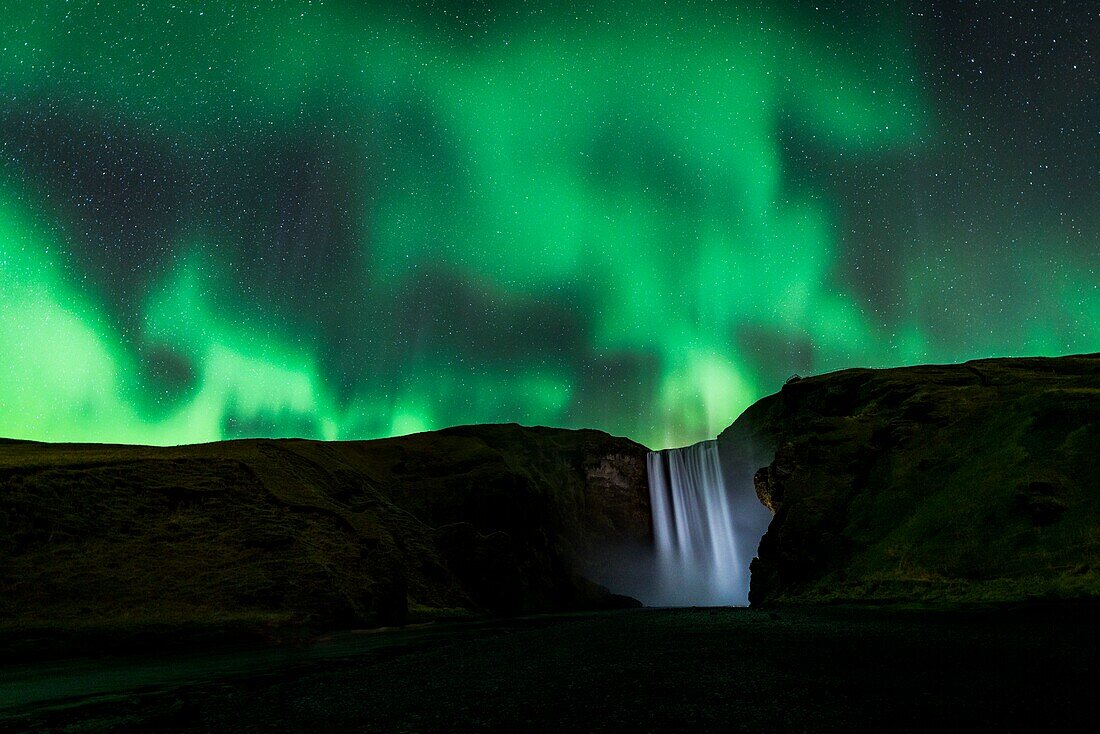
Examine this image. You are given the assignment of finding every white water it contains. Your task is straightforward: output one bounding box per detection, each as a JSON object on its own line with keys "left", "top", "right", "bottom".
{"left": 646, "top": 440, "right": 745, "bottom": 606}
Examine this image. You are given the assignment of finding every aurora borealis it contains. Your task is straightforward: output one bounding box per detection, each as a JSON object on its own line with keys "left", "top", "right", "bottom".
{"left": 0, "top": 1, "right": 1095, "bottom": 449}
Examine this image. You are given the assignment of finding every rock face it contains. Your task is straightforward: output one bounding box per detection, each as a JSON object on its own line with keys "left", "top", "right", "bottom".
{"left": 718, "top": 354, "right": 1100, "bottom": 607}
{"left": 0, "top": 424, "right": 649, "bottom": 654}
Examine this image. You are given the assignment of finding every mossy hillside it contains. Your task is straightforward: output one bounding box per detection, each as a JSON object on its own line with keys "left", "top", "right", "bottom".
{"left": 721, "top": 354, "right": 1100, "bottom": 606}
{"left": 0, "top": 424, "right": 650, "bottom": 658}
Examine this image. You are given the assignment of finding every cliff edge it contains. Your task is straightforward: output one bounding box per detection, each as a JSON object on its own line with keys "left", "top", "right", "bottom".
{"left": 718, "top": 354, "right": 1100, "bottom": 607}
{"left": 0, "top": 424, "right": 649, "bottom": 658}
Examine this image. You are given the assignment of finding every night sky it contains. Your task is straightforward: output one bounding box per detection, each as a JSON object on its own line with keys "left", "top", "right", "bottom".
{"left": 0, "top": 1, "right": 1096, "bottom": 449}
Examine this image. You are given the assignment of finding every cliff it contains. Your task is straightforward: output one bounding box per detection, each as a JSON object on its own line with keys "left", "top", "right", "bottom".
{"left": 0, "top": 424, "right": 649, "bottom": 657}
{"left": 718, "top": 354, "right": 1100, "bottom": 607}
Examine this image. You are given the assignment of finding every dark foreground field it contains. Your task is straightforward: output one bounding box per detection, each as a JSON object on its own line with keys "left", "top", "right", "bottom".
{"left": 3, "top": 605, "right": 1097, "bottom": 732}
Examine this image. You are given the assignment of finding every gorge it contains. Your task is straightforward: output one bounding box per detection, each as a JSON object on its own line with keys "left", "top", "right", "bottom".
{"left": 3, "top": 353, "right": 1096, "bottom": 663}
{"left": 2, "top": 353, "right": 1098, "bottom": 730}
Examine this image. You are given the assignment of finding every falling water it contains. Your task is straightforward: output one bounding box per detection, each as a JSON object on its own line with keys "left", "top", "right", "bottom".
{"left": 646, "top": 440, "right": 745, "bottom": 606}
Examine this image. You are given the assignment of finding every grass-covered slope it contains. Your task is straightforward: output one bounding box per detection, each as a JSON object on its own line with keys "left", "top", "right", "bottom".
{"left": 718, "top": 354, "right": 1100, "bottom": 607}
{"left": 0, "top": 424, "right": 649, "bottom": 657}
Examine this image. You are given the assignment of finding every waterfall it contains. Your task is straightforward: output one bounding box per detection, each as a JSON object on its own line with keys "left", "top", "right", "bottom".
{"left": 646, "top": 440, "right": 745, "bottom": 606}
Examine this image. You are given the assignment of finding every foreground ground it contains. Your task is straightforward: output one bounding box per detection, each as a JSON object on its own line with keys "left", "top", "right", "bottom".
{"left": 2, "top": 605, "right": 1097, "bottom": 732}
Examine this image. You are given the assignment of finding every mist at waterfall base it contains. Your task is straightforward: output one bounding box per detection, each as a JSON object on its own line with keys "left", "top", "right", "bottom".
{"left": 591, "top": 439, "right": 773, "bottom": 607}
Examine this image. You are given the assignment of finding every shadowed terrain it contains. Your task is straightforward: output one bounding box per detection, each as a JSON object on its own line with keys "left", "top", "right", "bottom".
{"left": 0, "top": 424, "right": 650, "bottom": 660}
{"left": 3, "top": 606, "right": 1097, "bottom": 732}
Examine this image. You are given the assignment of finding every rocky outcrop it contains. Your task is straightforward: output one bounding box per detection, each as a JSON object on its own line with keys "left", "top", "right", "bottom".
{"left": 718, "top": 354, "right": 1100, "bottom": 607}
{"left": 0, "top": 424, "right": 649, "bottom": 657}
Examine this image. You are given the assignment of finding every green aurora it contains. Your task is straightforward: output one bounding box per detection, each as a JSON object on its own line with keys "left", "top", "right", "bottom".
{"left": 0, "top": 1, "right": 1095, "bottom": 448}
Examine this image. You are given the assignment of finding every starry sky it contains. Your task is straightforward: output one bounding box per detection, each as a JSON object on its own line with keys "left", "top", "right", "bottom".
{"left": 0, "top": 1, "right": 1096, "bottom": 449}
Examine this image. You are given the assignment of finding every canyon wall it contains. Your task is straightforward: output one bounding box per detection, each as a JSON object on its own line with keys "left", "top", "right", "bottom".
{"left": 0, "top": 424, "right": 650, "bottom": 657}
{"left": 719, "top": 354, "right": 1100, "bottom": 606}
